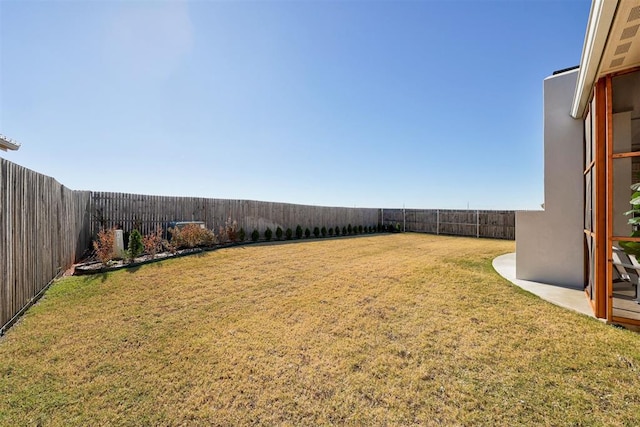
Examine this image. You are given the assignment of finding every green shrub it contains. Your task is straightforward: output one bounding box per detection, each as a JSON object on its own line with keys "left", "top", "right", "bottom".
{"left": 286, "top": 228, "right": 293, "bottom": 240}
{"left": 335, "top": 226, "right": 341, "bottom": 236}
{"left": 239, "top": 227, "right": 246, "bottom": 242}
{"left": 358, "top": 225, "right": 363, "bottom": 234}
{"left": 313, "top": 227, "right": 320, "bottom": 238}
{"left": 295, "top": 225, "right": 303, "bottom": 239}
{"left": 321, "top": 226, "right": 327, "bottom": 237}
{"left": 328, "top": 227, "right": 334, "bottom": 236}
{"left": 251, "top": 229, "right": 260, "bottom": 242}
{"left": 127, "top": 229, "right": 144, "bottom": 260}
{"left": 347, "top": 224, "right": 352, "bottom": 234}
{"left": 342, "top": 226, "right": 347, "bottom": 235}
{"left": 265, "top": 227, "right": 273, "bottom": 241}
{"left": 276, "top": 226, "right": 283, "bottom": 240}
{"left": 305, "top": 228, "right": 311, "bottom": 238}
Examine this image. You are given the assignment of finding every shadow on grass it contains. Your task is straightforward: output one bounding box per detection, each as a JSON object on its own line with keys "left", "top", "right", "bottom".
{"left": 125, "top": 265, "right": 142, "bottom": 274}
{"left": 248, "top": 233, "right": 393, "bottom": 248}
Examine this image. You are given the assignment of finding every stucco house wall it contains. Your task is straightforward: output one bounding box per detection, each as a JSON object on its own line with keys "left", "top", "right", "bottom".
{"left": 516, "top": 69, "right": 584, "bottom": 288}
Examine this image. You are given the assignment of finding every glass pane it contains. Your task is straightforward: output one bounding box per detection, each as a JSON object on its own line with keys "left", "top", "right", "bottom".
{"left": 585, "top": 234, "right": 594, "bottom": 298}
{"left": 590, "top": 97, "right": 596, "bottom": 160}
{"left": 584, "top": 109, "right": 592, "bottom": 168}
{"left": 612, "top": 71, "right": 640, "bottom": 154}
{"left": 584, "top": 171, "right": 593, "bottom": 231}
{"left": 612, "top": 157, "right": 634, "bottom": 238}
{"left": 611, "top": 240, "right": 640, "bottom": 321}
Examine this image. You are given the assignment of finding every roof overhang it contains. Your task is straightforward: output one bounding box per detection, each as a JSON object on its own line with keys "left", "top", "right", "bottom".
{"left": 0, "top": 135, "right": 21, "bottom": 151}
{"left": 571, "top": 0, "right": 640, "bottom": 118}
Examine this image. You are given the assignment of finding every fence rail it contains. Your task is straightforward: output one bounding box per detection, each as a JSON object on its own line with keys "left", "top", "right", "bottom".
{"left": 1, "top": 157, "right": 515, "bottom": 333}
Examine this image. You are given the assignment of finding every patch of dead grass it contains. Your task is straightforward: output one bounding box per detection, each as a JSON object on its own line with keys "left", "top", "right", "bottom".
{"left": 1, "top": 234, "right": 640, "bottom": 425}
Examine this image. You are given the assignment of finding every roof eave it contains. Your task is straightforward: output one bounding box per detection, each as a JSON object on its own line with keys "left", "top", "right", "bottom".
{"left": 0, "top": 136, "right": 21, "bottom": 151}
{"left": 570, "top": 0, "right": 620, "bottom": 119}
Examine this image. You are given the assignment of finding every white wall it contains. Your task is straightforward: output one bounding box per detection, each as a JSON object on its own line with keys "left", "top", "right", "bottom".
{"left": 516, "top": 69, "right": 585, "bottom": 288}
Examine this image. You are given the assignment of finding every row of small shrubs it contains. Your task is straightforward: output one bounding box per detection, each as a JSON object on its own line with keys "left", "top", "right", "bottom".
{"left": 248, "top": 224, "right": 382, "bottom": 242}
{"left": 93, "top": 220, "right": 397, "bottom": 265}
{"left": 93, "top": 218, "right": 242, "bottom": 265}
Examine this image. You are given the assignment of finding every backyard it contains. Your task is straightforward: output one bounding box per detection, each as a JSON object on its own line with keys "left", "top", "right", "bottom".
{"left": 1, "top": 233, "right": 639, "bottom": 425}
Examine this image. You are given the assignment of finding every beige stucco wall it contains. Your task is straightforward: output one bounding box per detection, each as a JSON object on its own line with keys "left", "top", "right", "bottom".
{"left": 516, "top": 69, "right": 585, "bottom": 288}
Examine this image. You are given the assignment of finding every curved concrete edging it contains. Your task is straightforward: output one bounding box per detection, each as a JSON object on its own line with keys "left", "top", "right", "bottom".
{"left": 493, "top": 253, "right": 597, "bottom": 319}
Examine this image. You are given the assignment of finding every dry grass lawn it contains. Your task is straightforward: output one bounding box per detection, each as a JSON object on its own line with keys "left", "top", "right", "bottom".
{"left": 1, "top": 234, "right": 640, "bottom": 426}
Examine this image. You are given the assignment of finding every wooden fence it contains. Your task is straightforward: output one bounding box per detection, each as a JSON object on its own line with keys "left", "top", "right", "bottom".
{"left": 90, "top": 192, "right": 381, "bottom": 237}
{"left": 381, "top": 209, "right": 515, "bottom": 240}
{"left": 1, "top": 158, "right": 515, "bottom": 333}
{"left": 1, "top": 159, "right": 92, "bottom": 333}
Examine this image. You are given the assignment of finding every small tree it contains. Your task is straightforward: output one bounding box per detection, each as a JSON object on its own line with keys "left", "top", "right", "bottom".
{"left": 265, "top": 227, "right": 273, "bottom": 241}
{"left": 127, "top": 229, "right": 144, "bottom": 261}
{"left": 286, "top": 228, "right": 293, "bottom": 240}
{"left": 218, "top": 217, "right": 238, "bottom": 243}
{"left": 328, "top": 227, "right": 334, "bottom": 236}
{"left": 321, "top": 226, "right": 327, "bottom": 237}
{"left": 358, "top": 225, "right": 363, "bottom": 234}
{"left": 305, "top": 228, "right": 311, "bottom": 238}
{"left": 143, "top": 226, "right": 163, "bottom": 259}
{"left": 239, "top": 227, "right": 246, "bottom": 242}
{"left": 313, "top": 227, "right": 320, "bottom": 238}
{"left": 93, "top": 228, "right": 116, "bottom": 265}
{"left": 295, "top": 225, "right": 303, "bottom": 239}
{"left": 342, "top": 226, "right": 347, "bottom": 235}
{"left": 169, "top": 224, "right": 216, "bottom": 249}
{"left": 347, "top": 224, "right": 353, "bottom": 234}
{"left": 276, "top": 226, "right": 283, "bottom": 240}
{"left": 226, "top": 218, "right": 239, "bottom": 242}
{"left": 335, "top": 226, "right": 341, "bottom": 236}
{"left": 251, "top": 229, "right": 260, "bottom": 242}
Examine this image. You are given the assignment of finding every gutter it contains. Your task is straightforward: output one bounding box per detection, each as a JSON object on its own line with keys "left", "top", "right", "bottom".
{"left": 570, "top": 0, "right": 620, "bottom": 119}
{"left": 0, "top": 134, "right": 21, "bottom": 151}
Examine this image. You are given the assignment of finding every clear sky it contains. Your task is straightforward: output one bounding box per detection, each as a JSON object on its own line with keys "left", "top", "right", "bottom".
{"left": 1, "top": 0, "right": 591, "bottom": 209}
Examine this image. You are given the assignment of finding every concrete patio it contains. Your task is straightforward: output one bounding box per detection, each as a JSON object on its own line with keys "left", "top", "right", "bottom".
{"left": 493, "top": 253, "right": 596, "bottom": 319}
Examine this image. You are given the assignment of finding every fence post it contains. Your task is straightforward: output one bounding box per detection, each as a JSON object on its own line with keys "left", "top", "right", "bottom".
{"left": 476, "top": 209, "right": 480, "bottom": 238}
{"left": 403, "top": 204, "right": 406, "bottom": 232}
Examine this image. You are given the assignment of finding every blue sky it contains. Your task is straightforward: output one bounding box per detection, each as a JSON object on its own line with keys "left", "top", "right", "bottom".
{"left": 1, "top": 0, "right": 590, "bottom": 209}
